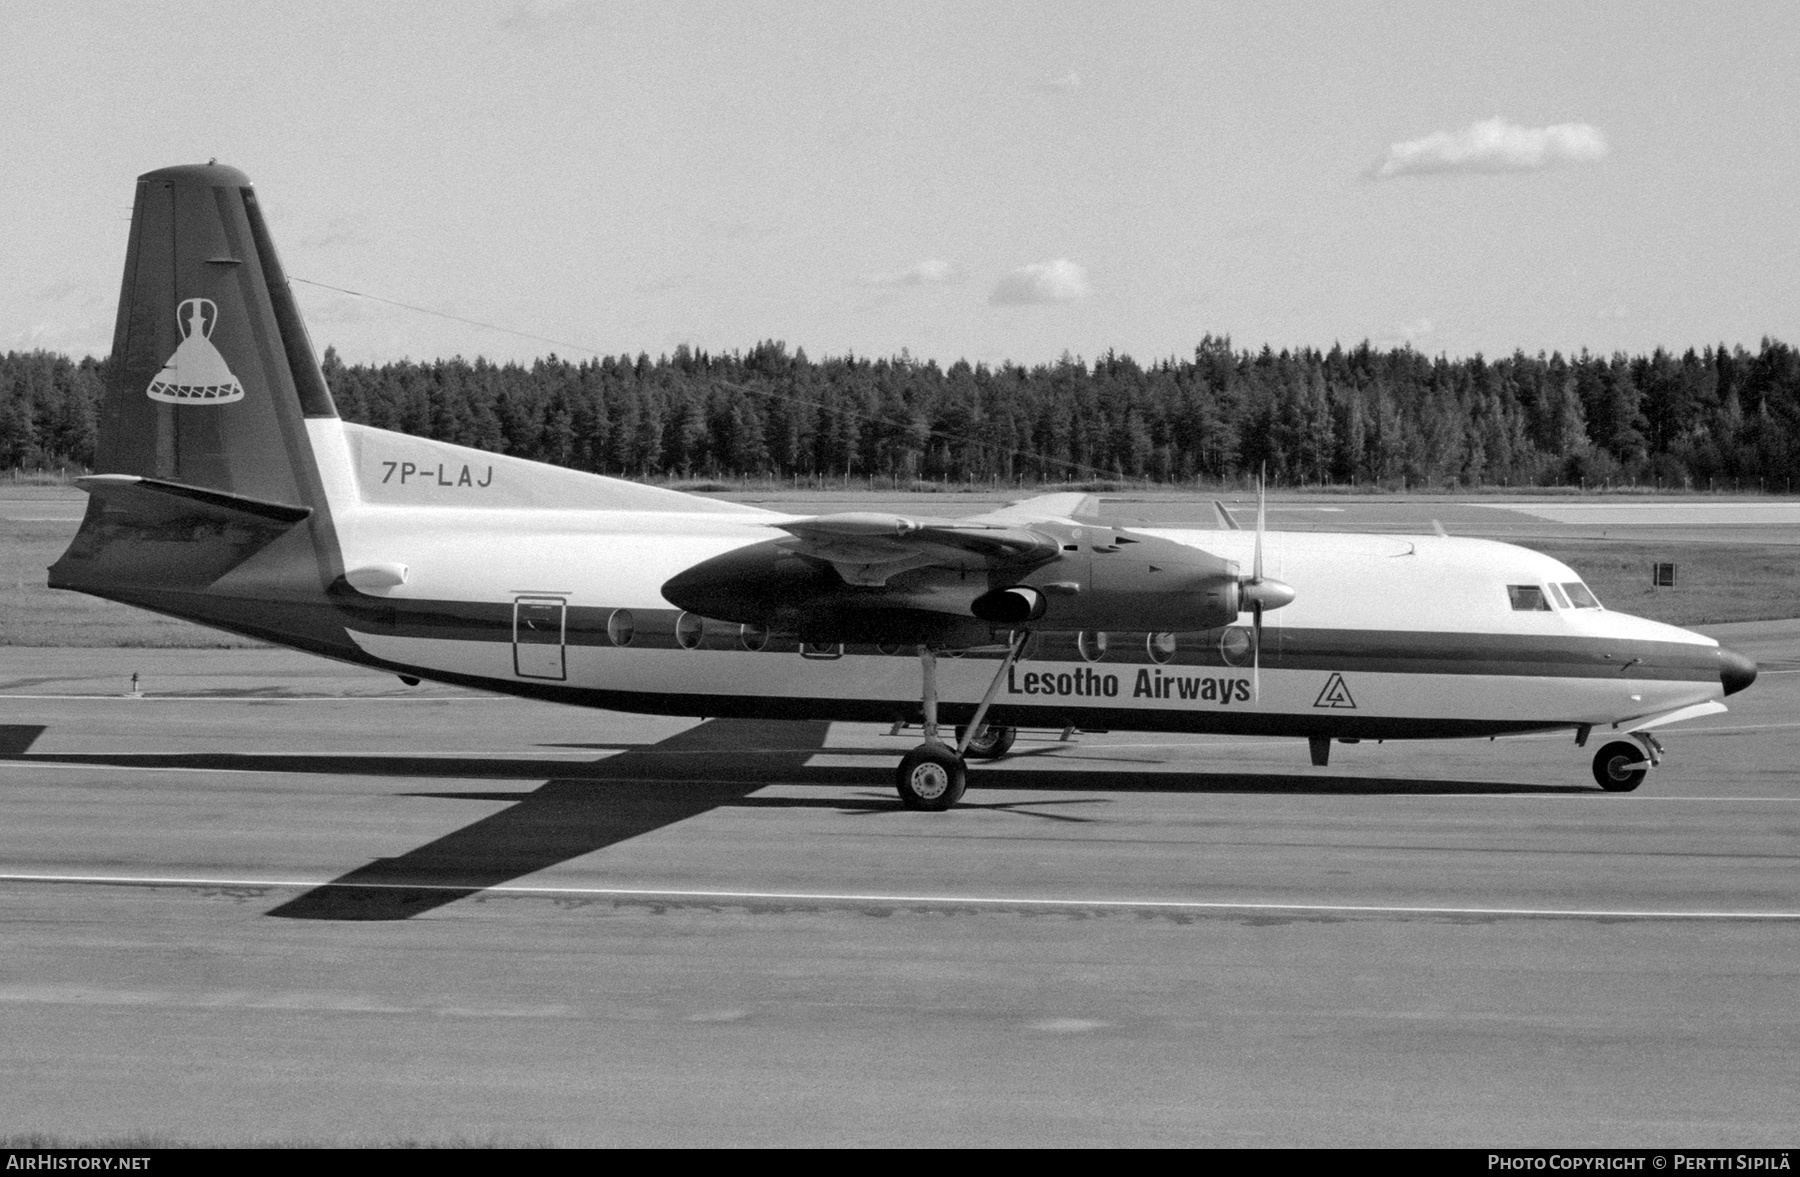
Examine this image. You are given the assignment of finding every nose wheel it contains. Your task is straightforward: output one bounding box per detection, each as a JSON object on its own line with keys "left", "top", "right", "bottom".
{"left": 1592, "top": 740, "right": 1650, "bottom": 791}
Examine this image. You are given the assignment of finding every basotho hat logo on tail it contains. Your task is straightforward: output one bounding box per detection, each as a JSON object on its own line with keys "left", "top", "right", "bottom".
{"left": 147, "top": 298, "right": 244, "bottom": 404}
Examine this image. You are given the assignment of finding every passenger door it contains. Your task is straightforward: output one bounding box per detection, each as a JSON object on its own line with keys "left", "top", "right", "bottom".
{"left": 513, "top": 595, "right": 566, "bottom": 680}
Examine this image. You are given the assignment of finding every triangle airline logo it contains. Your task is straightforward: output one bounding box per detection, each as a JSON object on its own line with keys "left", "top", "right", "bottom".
{"left": 1313, "top": 672, "right": 1357, "bottom": 709}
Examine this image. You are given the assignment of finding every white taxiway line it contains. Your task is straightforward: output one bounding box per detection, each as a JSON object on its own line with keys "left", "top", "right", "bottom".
{"left": 0, "top": 871, "right": 1796, "bottom": 920}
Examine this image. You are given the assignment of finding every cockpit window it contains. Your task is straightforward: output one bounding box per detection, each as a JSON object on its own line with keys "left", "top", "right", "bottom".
{"left": 1508, "top": 585, "right": 1553, "bottom": 611}
{"left": 1561, "top": 581, "right": 1602, "bottom": 609}
{"left": 1548, "top": 583, "right": 1571, "bottom": 609}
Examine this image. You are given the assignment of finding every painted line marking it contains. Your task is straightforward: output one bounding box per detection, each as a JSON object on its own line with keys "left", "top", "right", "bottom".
{"left": 0, "top": 871, "right": 1794, "bottom": 920}
{"left": 1479, "top": 502, "right": 1800, "bottom": 511}
{"left": 1671, "top": 720, "right": 1800, "bottom": 733}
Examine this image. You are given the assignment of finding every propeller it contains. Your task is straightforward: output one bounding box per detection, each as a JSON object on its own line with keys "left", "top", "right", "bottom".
{"left": 1237, "top": 467, "right": 1296, "bottom": 701}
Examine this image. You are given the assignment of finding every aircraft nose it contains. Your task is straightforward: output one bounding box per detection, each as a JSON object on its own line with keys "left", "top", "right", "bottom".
{"left": 1718, "top": 646, "right": 1758, "bottom": 696}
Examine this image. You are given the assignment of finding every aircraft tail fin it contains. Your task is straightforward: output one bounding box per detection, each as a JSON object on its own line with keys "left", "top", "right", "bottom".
{"left": 96, "top": 162, "right": 338, "bottom": 505}
{"left": 54, "top": 164, "right": 347, "bottom": 611}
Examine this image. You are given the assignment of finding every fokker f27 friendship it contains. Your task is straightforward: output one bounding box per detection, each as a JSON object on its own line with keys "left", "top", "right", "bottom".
{"left": 50, "top": 164, "right": 1758, "bottom": 808}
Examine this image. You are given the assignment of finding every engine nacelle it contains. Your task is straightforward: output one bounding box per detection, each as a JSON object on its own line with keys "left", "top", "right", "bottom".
{"left": 999, "top": 531, "right": 1243, "bottom": 633}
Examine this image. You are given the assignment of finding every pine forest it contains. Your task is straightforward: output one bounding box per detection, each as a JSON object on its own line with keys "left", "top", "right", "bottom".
{"left": 5, "top": 336, "right": 1800, "bottom": 491}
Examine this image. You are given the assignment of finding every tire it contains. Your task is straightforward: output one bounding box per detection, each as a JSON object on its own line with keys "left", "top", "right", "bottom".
{"left": 896, "top": 743, "right": 967, "bottom": 810}
{"left": 955, "top": 723, "right": 1017, "bottom": 760}
{"left": 1592, "top": 741, "right": 1649, "bottom": 792}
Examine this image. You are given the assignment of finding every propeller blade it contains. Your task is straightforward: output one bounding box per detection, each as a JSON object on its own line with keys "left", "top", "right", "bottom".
{"left": 1252, "top": 600, "right": 1263, "bottom": 703}
{"left": 1253, "top": 466, "right": 1266, "bottom": 584}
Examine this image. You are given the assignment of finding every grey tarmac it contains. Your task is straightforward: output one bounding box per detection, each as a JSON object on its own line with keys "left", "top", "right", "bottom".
{"left": 0, "top": 631, "right": 1797, "bottom": 1148}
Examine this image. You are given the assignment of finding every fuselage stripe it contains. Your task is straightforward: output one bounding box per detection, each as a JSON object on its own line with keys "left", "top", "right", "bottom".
{"left": 333, "top": 595, "right": 1720, "bottom": 682}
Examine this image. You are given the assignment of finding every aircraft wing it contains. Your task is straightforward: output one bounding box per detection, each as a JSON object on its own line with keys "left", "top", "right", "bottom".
{"left": 748, "top": 491, "right": 1103, "bottom": 589}
{"left": 773, "top": 512, "right": 1061, "bottom": 587}
{"left": 967, "top": 491, "right": 1102, "bottom": 524}
{"left": 664, "top": 488, "right": 1251, "bottom": 646}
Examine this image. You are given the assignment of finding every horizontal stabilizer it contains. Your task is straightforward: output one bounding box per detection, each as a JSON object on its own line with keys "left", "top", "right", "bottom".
{"left": 49, "top": 475, "right": 312, "bottom": 592}
{"left": 77, "top": 474, "right": 311, "bottom": 523}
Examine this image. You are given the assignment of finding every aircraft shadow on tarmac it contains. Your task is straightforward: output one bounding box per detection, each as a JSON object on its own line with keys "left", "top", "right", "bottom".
{"left": 0, "top": 719, "right": 1590, "bottom": 922}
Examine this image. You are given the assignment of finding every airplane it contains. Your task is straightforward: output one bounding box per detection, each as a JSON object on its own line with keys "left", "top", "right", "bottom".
{"left": 47, "top": 163, "right": 1759, "bottom": 809}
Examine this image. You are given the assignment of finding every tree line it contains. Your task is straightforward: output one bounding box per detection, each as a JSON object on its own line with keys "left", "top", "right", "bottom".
{"left": 4, "top": 337, "right": 1800, "bottom": 489}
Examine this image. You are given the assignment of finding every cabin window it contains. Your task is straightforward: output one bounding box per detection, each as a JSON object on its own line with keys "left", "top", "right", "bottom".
{"left": 1146, "top": 632, "right": 1177, "bottom": 665}
{"left": 675, "top": 611, "right": 705, "bottom": 649}
{"left": 1507, "top": 585, "right": 1553, "bottom": 611}
{"left": 1077, "top": 631, "right": 1108, "bottom": 662}
{"left": 1548, "top": 583, "right": 1572, "bottom": 609}
{"left": 606, "top": 608, "right": 635, "bottom": 647}
{"left": 1562, "top": 581, "right": 1602, "bottom": 609}
{"left": 1219, "top": 625, "right": 1253, "bottom": 667}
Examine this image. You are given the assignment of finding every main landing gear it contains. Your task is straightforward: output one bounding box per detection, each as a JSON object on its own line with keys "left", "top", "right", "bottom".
{"left": 896, "top": 633, "right": 1027, "bottom": 810}
{"left": 956, "top": 722, "right": 1018, "bottom": 759}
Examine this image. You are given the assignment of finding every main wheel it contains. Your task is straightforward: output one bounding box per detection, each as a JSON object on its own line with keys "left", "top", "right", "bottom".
{"left": 896, "top": 743, "right": 967, "bottom": 810}
{"left": 1592, "top": 741, "right": 1649, "bottom": 792}
{"left": 955, "top": 723, "right": 1017, "bottom": 760}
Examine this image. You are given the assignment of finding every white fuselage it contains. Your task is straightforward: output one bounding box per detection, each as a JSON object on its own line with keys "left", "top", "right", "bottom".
{"left": 307, "top": 421, "right": 1726, "bottom": 739}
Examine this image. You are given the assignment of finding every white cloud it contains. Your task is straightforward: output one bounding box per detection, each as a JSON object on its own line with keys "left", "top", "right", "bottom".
{"left": 1374, "top": 316, "right": 1437, "bottom": 350}
{"left": 868, "top": 259, "right": 963, "bottom": 287}
{"left": 1370, "top": 116, "right": 1608, "bottom": 179}
{"left": 1035, "top": 71, "right": 1081, "bottom": 93}
{"left": 500, "top": 1, "right": 600, "bottom": 34}
{"left": 9, "top": 318, "right": 110, "bottom": 355}
{"left": 989, "top": 258, "right": 1090, "bottom": 306}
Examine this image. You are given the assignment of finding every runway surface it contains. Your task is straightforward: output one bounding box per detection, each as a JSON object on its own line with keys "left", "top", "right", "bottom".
{"left": 2, "top": 635, "right": 1798, "bottom": 1147}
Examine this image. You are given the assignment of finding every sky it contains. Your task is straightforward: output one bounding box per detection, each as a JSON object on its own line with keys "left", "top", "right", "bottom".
{"left": 4, "top": 0, "right": 1797, "bottom": 367}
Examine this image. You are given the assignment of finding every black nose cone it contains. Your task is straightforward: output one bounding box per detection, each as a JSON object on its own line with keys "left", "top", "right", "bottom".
{"left": 1718, "top": 646, "right": 1758, "bottom": 696}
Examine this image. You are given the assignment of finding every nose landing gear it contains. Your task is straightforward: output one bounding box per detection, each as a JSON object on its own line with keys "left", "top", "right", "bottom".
{"left": 1591, "top": 732, "right": 1661, "bottom": 792}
